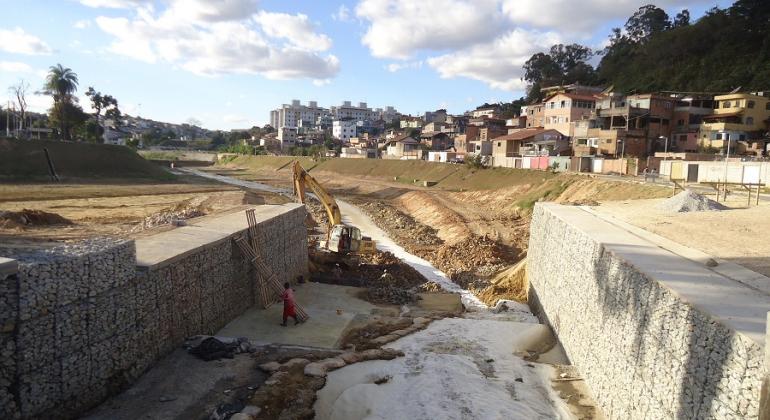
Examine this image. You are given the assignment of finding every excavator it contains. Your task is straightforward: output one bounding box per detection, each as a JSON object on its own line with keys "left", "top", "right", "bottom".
{"left": 292, "top": 161, "right": 376, "bottom": 254}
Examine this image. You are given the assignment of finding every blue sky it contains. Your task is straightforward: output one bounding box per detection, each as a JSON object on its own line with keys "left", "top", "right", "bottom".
{"left": 0, "top": 0, "right": 732, "bottom": 130}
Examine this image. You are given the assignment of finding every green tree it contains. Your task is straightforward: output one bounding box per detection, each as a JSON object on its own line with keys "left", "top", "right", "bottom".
{"left": 523, "top": 44, "right": 595, "bottom": 102}
{"left": 596, "top": 0, "right": 770, "bottom": 92}
{"left": 43, "top": 64, "right": 79, "bottom": 140}
{"left": 673, "top": 9, "right": 690, "bottom": 28}
{"left": 85, "top": 87, "right": 121, "bottom": 129}
{"left": 49, "top": 101, "right": 88, "bottom": 141}
{"left": 624, "top": 5, "right": 671, "bottom": 43}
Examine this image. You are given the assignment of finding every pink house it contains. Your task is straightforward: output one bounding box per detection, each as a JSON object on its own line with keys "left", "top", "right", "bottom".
{"left": 542, "top": 93, "right": 597, "bottom": 136}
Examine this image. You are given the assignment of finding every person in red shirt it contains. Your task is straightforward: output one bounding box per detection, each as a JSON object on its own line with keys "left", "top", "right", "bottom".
{"left": 281, "top": 282, "right": 299, "bottom": 326}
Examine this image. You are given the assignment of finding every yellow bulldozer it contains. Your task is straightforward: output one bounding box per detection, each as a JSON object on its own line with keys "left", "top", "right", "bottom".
{"left": 292, "top": 161, "right": 376, "bottom": 254}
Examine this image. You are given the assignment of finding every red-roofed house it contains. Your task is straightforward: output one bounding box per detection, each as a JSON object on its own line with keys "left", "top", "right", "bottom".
{"left": 492, "top": 128, "right": 565, "bottom": 158}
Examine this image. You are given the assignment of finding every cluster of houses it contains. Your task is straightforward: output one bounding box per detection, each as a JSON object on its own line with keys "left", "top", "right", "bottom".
{"left": 101, "top": 115, "right": 211, "bottom": 147}
{"left": 266, "top": 86, "right": 770, "bottom": 172}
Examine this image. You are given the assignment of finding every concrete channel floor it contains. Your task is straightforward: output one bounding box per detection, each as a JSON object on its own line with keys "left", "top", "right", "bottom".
{"left": 83, "top": 282, "right": 377, "bottom": 420}
{"left": 218, "top": 282, "right": 376, "bottom": 348}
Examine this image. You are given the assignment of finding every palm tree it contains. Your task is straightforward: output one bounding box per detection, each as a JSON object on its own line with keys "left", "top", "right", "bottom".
{"left": 44, "top": 64, "right": 79, "bottom": 140}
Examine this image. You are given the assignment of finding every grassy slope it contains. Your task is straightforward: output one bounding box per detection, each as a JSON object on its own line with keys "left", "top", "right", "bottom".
{"left": 224, "top": 156, "right": 559, "bottom": 191}
{"left": 0, "top": 138, "right": 174, "bottom": 182}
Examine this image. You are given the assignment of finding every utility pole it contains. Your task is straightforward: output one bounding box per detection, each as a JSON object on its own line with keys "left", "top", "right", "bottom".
{"left": 723, "top": 133, "right": 731, "bottom": 201}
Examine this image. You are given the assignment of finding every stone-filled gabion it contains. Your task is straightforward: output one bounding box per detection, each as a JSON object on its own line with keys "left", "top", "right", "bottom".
{"left": 0, "top": 204, "right": 308, "bottom": 419}
{"left": 527, "top": 203, "right": 766, "bottom": 420}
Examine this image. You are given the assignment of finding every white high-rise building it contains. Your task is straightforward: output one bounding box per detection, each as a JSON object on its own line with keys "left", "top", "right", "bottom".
{"left": 269, "top": 100, "right": 330, "bottom": 130}
{"left": 330, "top": 101, "right": 376, "bottom": 121}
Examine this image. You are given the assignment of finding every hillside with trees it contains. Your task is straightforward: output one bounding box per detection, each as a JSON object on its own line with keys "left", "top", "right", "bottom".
{"left": 522, "top": 0, "right": 770, "bottom": 101}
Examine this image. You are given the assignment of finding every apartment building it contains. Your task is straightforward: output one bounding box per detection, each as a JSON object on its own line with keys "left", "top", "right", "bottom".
{"left": 523, "top": 104, "right": 545, "bottom": 128}
{"left": 331, "top": 101, "right": 375, "bottom": 121}
{"left": 573, "top": 93, "right": 675, "bottom": 157}
{"left": 542, "top": 92, "right": 597, "bottom": 136}
{"left": 699, "top": 92, "right": 770, "bottom": 155}
{"left": 672, "top": 96, "right": 715, "bottom": 152}
{"left": 269, "top": 100, "right": 329, "bottom": 130}
{"left": 332, "top": 119, "right": 357, "bottom": 142}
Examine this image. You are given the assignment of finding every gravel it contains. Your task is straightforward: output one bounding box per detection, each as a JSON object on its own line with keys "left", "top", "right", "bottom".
{"left": 656, "top": 189, "right": 728, "bottom": 213}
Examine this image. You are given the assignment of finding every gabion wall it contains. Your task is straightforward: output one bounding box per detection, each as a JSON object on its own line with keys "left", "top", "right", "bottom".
{"left": 527, "top": 203, "right": 766, "bottom": 420}
{"left": 0, "top": 205, "right": 307, "bottom": 419}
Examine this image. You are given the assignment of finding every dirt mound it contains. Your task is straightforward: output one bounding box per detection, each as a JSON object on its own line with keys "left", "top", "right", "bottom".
{"left": 656, "top": 189, "right": 728, "bottom": 213}
{"left": 0, "top": 209, "right": 73, "bottom": 229}
{"left": 396, "top": 191, "right": 472, "bottom": 244}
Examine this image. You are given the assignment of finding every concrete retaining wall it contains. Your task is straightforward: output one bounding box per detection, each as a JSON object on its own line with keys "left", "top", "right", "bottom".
{"left": 528, "top": 203, "right": 769, "bottom": 419}
{"left": 0, "top": 204, "right": 307, "bottom": 419}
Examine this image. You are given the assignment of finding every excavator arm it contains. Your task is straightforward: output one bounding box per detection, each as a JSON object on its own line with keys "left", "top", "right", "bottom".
{"left": 292, "top": 161, "right": 342, "bottom": 228}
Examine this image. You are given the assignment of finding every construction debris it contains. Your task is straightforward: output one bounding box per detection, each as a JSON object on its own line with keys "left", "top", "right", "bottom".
{"left": 657, "top": 189, "right": 728, "bottom": 213}
{"left": 140, "top": 198, "right": 208, "bottom": 229}
{"left": 185, "top": 336, "right": 256, "bottom": 361}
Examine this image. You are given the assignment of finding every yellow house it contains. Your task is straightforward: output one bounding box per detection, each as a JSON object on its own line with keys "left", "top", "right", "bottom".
{"left": 699, "top": 93, "right": 770, "bottom": 151}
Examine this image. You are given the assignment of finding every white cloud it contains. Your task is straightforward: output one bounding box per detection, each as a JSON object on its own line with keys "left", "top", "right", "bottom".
{"left": 312, "top": 79, "right": 331, "bottom": 86}
{"left": 165, "top": 0, "right": 260, "bottom": 23}
{"left": 0, "top": 27, "right": 54, "bottom": 55}
{"left": 386, "top": 60, "right": 423, "bottom": 72}
{"left": 332, "top": 4, "right": 351, "bottom": 21}
{"left": 254, "top": 11, "right": 332, "bottom": 52}
{"left": 78, "top": 0, "right": 148, "bottom": 8}
{"left": 73, "top": 19, "right": 92, "bottom": 29}
{"left": 427, "top": 29, "right": 561, "bottom": 91}
{"left": 355, "top": 0, "right": 504, "bottom": 59}
{"left": 93, "top": 4, "right": 339, "bottom": 80}
{"left": 501, "top": 0, "right": 712, "bottom": 33}
{"left": 0, "top": 61, "right": 32, "bottom": 73}
{"left": 0, "top": 61, "right": 48, "bottom": 80}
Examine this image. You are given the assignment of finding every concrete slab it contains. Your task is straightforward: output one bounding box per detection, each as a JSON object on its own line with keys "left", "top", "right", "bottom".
{"left": 0, "top": 257, "right": 18, "bottom": 277}
{"left": 134, "top": 203, "right": 303, "bottom": 270}
{"left": 217, "top": 282, "right": 376, "bottom": 349}
{"left": 585, "top": 207, "right": 770, "bottom": 296}
{"left": 541, "top": 203, "right": 770, "bottom": 347}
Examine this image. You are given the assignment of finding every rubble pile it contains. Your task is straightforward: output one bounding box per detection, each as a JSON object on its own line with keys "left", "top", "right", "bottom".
{"left": 414, "top": 281, "right": 446, "bottom": 293}
{"left": 420, "top": 235, "right": 518, "bottom": 280}
{"left": 0, "top": 209, "right": 72, "bottom": 229}
{"left": 304, "top": 198, "right": 329, "bottom": 232}
{"left": 358, "top": 201, "right": 442, "bottom": 247}
{"left": 657, "top": 189, "right": 728, "bottom": 213}
{"left": 139, "top": 198, "right": 209, "bottom": 229}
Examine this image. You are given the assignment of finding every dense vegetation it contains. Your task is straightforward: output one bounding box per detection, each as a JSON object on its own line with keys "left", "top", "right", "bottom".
{"left": 523, "top": 0, "right": 770, "bottom": 101}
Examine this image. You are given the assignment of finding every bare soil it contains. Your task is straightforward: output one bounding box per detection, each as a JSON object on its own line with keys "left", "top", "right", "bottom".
{"left": 0, "top": 182, "right": 289, "bottom": 246}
